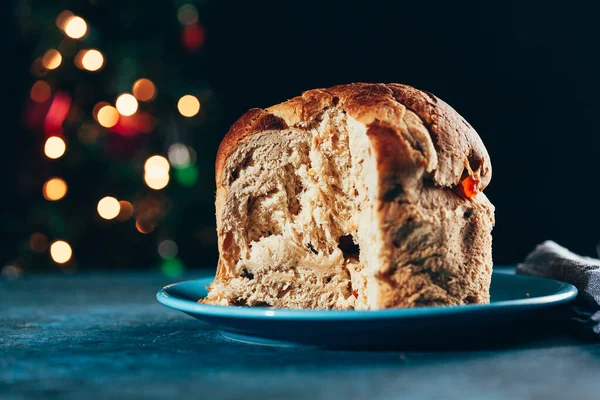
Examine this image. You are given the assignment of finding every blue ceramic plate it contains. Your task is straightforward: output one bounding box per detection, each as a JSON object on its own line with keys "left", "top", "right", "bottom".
{"left": 157, "top": 267, "right": 578, "bottom": 349}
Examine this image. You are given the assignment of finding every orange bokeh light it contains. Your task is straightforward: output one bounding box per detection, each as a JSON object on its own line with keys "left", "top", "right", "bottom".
{"left": 42, "top": 49, "right": 62, "bottom": 70}
{"left": 97, "top": 105, "right": 119, "bottom": 128}
{"left": 31, "top": 81, "right": 52, "bottom": 103}
{"left": 43, "top": 178, "right": 68, "bottom": 201}
{"left": 135, "top": 218, "right": 155, "bottom": 234}
{"left": 116, "top": 201, "right": 134, "bottom": 221}
{"left": 132, "top": 79, "right": 156, "bottom": 102}
{"left": 177, "top": 95, "right": 200, "bottom": 117}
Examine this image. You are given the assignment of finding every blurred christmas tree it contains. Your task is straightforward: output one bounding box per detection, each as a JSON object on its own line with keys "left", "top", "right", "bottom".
{"left": 5, "top": 1, "right": 221, "bottom": 278}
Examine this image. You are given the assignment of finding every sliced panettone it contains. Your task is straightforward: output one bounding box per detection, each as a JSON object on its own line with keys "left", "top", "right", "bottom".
{"left": 205, "top": 83, "right": 494, "bottom": 310}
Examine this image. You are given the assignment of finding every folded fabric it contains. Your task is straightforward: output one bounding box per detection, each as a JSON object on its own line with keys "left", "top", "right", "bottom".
{"left": 516, "top": 240, "right": 600, "bottom": 339}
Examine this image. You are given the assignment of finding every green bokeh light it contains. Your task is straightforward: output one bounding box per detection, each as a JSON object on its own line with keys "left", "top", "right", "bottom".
{"left": 161, "top": 258, "right": 185, "bottom": 278}
{"left": 175, "top": 165, "right": 199, "bottom": 187}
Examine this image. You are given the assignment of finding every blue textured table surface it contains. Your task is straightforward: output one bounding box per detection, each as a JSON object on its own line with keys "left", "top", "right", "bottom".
{"left": 2, "top": 271, "right": 600, "bottom": 400}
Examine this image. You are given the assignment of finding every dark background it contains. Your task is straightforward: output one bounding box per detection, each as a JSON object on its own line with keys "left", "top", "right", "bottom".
{"left": 207, "top": 1, "right": 600, "bottom": 263}
{"left": 5, "top": 0, "right": 600, "bottom": 275}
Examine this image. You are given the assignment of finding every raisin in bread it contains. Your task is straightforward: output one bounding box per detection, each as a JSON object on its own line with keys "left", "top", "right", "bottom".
{"left": 204, "top": 83, "right": 494, "bottom": 310}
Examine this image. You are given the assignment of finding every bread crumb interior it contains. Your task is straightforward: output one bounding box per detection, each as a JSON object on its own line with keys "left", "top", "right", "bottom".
{"left": 210, "top": 110, "right": 380, "bottom": 309}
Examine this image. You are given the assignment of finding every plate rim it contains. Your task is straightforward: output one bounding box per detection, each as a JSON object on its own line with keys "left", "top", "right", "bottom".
{"left": 156, "top": 268, "right": 578, "bottom": 320}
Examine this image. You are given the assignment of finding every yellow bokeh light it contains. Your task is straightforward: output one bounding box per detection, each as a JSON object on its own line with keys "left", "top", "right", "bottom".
{"left": 42, "top": 49, "right": 62, "bottom": 70}
{"left": 44, "top": 136, "right": 66, "bottom": 159}
{"left": 144, "top": 155, "right": 170, "bottom": 190}
{"left": 97, "top": 196, "right": 121, "bottom": 220}
{"left": 30, "top": 80, "right": 52, "bottom": 103}
{"left": 43, "top": 178, "right": 68, "bottom": 201}
{"left": 144, "top": 155, "right": 170, "bottom": 175}
{"left": 50, "top": 240, "right": 72, "bottom": 264}
{"left": 97, "top": 105, "right": 119, "bottom": 128}
{"left": 64, "top": 16, "right": 87, "bottom": 39}
{"left": 115, "top": 93, "right": 138, "bottom": 116}
{"left": 177, "top": 95, "right": 200, "bottom": 117}
{"left": 144, "top": 173, "right": 170, "bottom": 190}
{"left": 81, "top": 49, "right": 104, "bottom": 71}
{"left": 132, "top": 79, "right": 156, "bottom": 102}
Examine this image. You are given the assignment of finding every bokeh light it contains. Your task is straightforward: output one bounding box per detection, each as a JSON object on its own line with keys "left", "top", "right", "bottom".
{"left": 177, "top": 4, "right": 198, "bottom": 25}
{"left": 50, "top": 240, "right": 72, "bottom": 264}
{"left": 145, "top": 155, "right": 170, "bottom": 174}
{"left": 64, "top": 16, "right": 87, "bottom": 39}
{"left": 135, "top": 218, "right": 155, "bottom": 234}
{"left": 161, "top": 258, "right": 184, "bottom": 278}
{"left": 1, "top": 265, "right": 23, "bottom": 280}
{"left": 44, "top": 91, "right": 71, "bottom": 135}
{"left": 30, "top": 233, "right": 48, "bottom": 253}
{"left": 144, "top": 173, "right": 170, "bottom": 190}
{"left": 177, "top": 95, "right": 200, "bottom": 117}
{"left": 182, "top": 24, "right": 205, "bottom": 50}
{"left": 158, "top": 240, "right": 178, "bottom": 259}
{"left": 97, "top": 105, "right": 119, "bottom": 128}
{"left": 55, "top": 10, "right": 74, "bottom": 30}
{"left": 92, "top": 102, "right": 109, "bottom": 120}
{"left": 116, "top": 93, "right": 138, "bottom": 116}
{"left": 187, "top": 146, "right": 197, "bottom": 165}
{"left": 44, "top": 137, "right": 66, "bottom": 159}
{"left": 30, "top": 80, "right": 51, "bottom": 103}
{"left": 144, "top": 155, "right": 170, "bottom": 190}
{"left": 81, "top": 49, "right": 104, "bottom": 71}
{"left": 132, "top": 79, "right": 156, "bottom": 102}
{"left": 167, "top": 143, "right": 191, "bottom": 168}
{"left": 137, "top": 112, "right": 157, "bottom": 134}
{"left": 116, "top": 201, "right": 134, "bottom": 221}
{"left": 97, "top": 196, "right": 121, "bottom": 220}
{"left": 175, "top": 165, "right": 199, "bottom": 187}
{"left": 42, "top": 49, "right": 62, "bottom": 70}
{"left": 43, "top": 178, "right": 68, "bottom": 201}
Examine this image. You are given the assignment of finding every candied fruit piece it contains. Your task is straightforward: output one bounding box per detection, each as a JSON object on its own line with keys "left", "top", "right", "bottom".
{"left": 460, "top": 176, "right": 480, "bottom": 199}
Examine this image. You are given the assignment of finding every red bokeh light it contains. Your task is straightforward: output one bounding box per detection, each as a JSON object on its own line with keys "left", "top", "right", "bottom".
{"left": 44, "top": 92, "right": 71, "bottom": 135}
{"left": 182, "top": 24, "right": 205, "bottom": 51}
{"left": 107, "top": 112, "right": 156, "bottom": 137}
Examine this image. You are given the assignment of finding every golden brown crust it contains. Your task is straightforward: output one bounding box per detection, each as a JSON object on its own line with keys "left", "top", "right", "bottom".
{"left": 216, "top": 83, "right": 491, "bottom": 193}
{"left": 215, "top": 108, "right": 288, "bottom": 188}
{"left": 386, "top": 84, "right": 491, "bottom": 188}
{"left": 365, "top": 121, "right": 428, "bottom": 203}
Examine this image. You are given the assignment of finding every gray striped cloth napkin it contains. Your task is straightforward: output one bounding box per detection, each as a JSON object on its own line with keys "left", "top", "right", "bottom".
{"left": 516, "top": 240, "right": 600, "bottom": 338}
